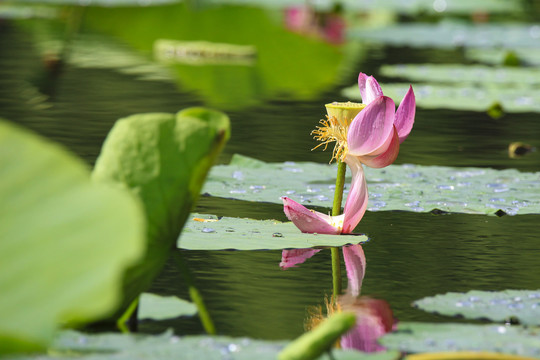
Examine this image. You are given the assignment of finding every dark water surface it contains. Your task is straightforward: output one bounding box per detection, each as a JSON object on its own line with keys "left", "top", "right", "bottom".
{"left": 1, "top": 4, "right": 540, "bottom": 341}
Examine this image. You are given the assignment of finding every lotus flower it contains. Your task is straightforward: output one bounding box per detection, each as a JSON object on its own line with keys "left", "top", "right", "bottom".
{"left": 284, "top": 74, "right": 415, "bottom": 235}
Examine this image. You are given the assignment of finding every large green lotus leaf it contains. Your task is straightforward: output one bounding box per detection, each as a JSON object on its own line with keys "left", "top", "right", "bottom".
{"left": 178, "top": 214, "right": 367, "bottom": 250}
{"left": 466, "top": 48, "right": 540, "bottom": 66}
{"left": 380, "top": 322, "right": 540, "bottom": 358}
{"left": 81, "top": 4, "right": 344, "bottom": 110}
{"left": 342, "top": 81, "right": 540, "bottom": 113}
{"left": 203, "top": 155, "right": 540, "bottom": 216}
{"left": 0, "top": 120, "right": 145, "bottom": 353}
{"left": 92, "top": 108, "right": 230, "bottom": 316}
{"left": 15, "top": 329, "right": 400, "bottom": 360}
{"left": 413, "top": 290, "right": 540, "bottom": 325}
{"left": 138, "top": 293, "right": 197, "bottom": 321}
{"left": 349, "top": 21, "right": 540, "bottom": 49}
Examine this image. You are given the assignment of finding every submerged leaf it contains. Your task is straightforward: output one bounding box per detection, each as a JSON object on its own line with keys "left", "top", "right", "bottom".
{"left": 138, "top": 293, "right": 197, "bottom": 321}
{"left": 413, "top": 289, "right": 540, "bottom": 325}
{"left": 0, "top": 120, "right": 145, "bottom": 353}
{"left": 203, "top": 155, "right": 540, "bottom": 216}
{"left": 92, "top": 108, "right": 230, "bottom": 316}
{"left": 178, "top": 214, "right": 367, "bottom": 250}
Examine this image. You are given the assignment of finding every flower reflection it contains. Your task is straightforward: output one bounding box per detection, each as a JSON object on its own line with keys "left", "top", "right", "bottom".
{"left": 282, "top": 244, "right": 396, "bottom": 352}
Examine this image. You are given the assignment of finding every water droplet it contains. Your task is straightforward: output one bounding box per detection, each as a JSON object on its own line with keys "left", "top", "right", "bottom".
{"left": 284, "top": 161, "right": 296, "bottom": 166}
{"left": 405, "top": 201, "right": 420, "bottom": 207}
{"left": 228, "top": 343, "right": 240, "bottom": 352}
{"left": 513, "top": 296, "right": 522, "bottom": 302}
{"left": 437, "top": 185, "right": 454, "bottom": 190}
{"left": 496, "top": 326, "right": 507, "bottom": 334}
{"left": 407, "top": 172, "right": 422, "bottom": 178}
{"left": 272, "top": 233, "right": 284, "bottom": 237}
{"left": 469, "top": 296, "right": 481, "bottom": 302}
{"left": 490, "top": 298, "right": 510, "bottom": 306}
{"left": 250, "top": 185, "right": 265, "bottom": 190}
{"left": 494, "top": 187, "right": 510, "bottom": 193}
{"left": 232, "top": 171, "right": 244, "bottom": 180}
{"left": 411, "top": 206, "right": 425, "bottom": 212}
{"left": 529, "top": 25, "right": 540, "bottom": 39}
{"left": 286, "top": 190, "right": 296, "bottom": 195}
{"left": 370, "top": 193, "right": 383, "bottom": 198}
{"left": 78, "top": 336, "right": 88, "bottom": 345}
{"left": 284, "top": 167, "right": 303, "bottom": 173}
{"left": 316, "top": 195, "right": 329, "bottom": 201}
{"left": 307, "top": 187, "right": 320, "bottom": 193}
{"left": 225, "top": 228, "right": 235, "bottom": 233}
{"left": 489, "top": 198, "right": 506, "bottom": 202}
{"left": 202, "top": 227, "right": 215, "bottom": 233}
{"left": 508, "top": 302, "right": 524, "bottom": 310}
{"left": 170, "top": 336, "right": 180, "bottom": 344}
{"left": 230, "top": 189, "right": 246, "bottom": 194}
{"left": 528, "top": 293, "right": 540, "bottom": 299}
{"left": 531, "top": 302, "right": 540, "bottom": 309}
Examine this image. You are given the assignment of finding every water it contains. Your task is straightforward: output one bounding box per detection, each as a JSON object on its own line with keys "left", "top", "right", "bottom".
{"left": 2, "top": 3, "right": 540, "bottom": 342}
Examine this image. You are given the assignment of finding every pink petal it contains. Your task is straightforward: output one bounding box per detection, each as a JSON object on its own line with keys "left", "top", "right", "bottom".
{"left": 357, "top": 126, "right": 400, "bottom": 169}
{"left": 358, "top": 73, "right": 383, "bottom": 104}
{"left": 280, "top": 248, "right": 322, "bottom": 269}
{"left": 394, "top": 86, "right": 416, "bottom": 143}
{"left": 347, "top": 96, "right": 396, "bottom": 156}
{"left": 282, "top": 197, "right": 341, "bottom": 235}
{"left": 342, "top": 244, "right": 366, "bottom": 297}
{"left": 342, "top": 156, "right": 368, "bottom": 234}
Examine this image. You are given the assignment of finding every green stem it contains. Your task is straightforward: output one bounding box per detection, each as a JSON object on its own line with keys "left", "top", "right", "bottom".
{"left": 173, "top": 251, "right": 216, "bottom": 335}
{"left": 330, "top": 161, "right": 347, "bottom": 298}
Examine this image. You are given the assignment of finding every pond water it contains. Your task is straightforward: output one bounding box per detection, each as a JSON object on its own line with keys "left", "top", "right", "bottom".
{"left": 2, "top": 1, "right": 540, "bottom": 344}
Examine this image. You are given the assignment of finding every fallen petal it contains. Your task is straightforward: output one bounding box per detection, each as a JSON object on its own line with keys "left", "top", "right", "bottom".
{"left": 282, "top": 196, "right": 341, "bottom": 235}
{"left": 342, "top": 156, "right": 368, "bottom": 234}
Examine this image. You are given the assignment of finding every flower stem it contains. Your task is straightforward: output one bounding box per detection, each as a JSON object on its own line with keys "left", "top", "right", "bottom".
{"left": 173, "top": 251, "right": 216, "bottom": 335}
{"left": 330, "top": 161, "right": 347, "bottom": 297}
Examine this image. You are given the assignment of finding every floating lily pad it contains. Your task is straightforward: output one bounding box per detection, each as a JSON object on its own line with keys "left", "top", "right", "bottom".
{"left": 138, "top": 293, "right": 197, "bottom": 321}
{"left": 0, "top": 120, "right": 145, "bottom": 353}
{"left": 18, "top": 329, "right": 400, "bottom": 360}
{"left": 381, "top": 322, "right": 540, "bottom": 358}
{"left": 92, "top": 108, "right": 230, "bottom": 316}
{"left": 466, "top": 48, "right": 540, "bottom": 66}
{"left": 203, "top": 155, "right": 540, "bottom": 216}
{"left": 349, "top": 22, "right": 540, "bottom": 49}
{"left": 343, "top": 81, "right": 540, "bottom": 113}
{"left": 202, "top": 0, "right": 519, "bottom": 15}
{"left": 413, "top": 290, "right": 540, "bottom": 325}
{"left": 178, "top": 214, "right": 367, "bottom": 250}
{"left": 380, "top": 64, "right": 540, "bottom": 86}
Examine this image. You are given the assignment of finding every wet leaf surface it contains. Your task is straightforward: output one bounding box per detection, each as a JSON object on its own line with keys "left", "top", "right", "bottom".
{"left": 203, "top": 155, "right": 540, "bottom": 216}
{"left": 413, "top": 289, "right": 540, "bottom": 325}
{"left": 178, "top": 213, "right": 367, "bottom": 250}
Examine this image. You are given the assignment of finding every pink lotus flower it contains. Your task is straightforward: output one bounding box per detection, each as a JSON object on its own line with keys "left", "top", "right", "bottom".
{"left": 283, "top": 74, "right": 415, "bottom": 236}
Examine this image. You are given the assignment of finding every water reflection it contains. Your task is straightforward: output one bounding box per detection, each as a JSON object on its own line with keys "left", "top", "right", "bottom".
{"left": 284, "top": 4, "right": 346, "bottom": 45}
{"left": 281, "top": 244, "right": 394, "bottom": 352}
